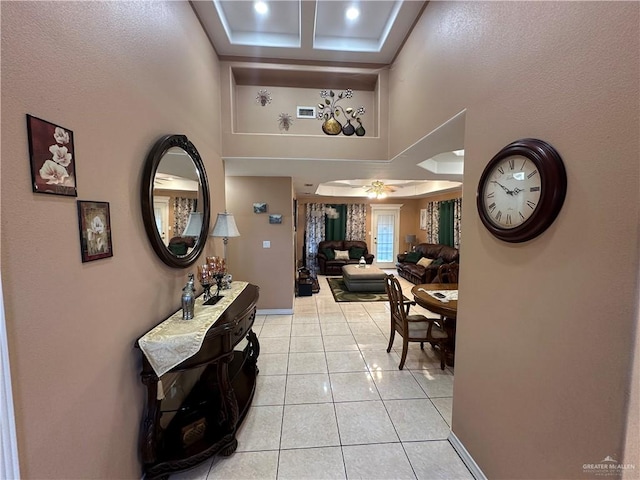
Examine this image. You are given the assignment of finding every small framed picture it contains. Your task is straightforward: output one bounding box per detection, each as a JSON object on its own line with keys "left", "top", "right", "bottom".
{"left": 296, "top": 106, "right": 316, "bottom": 119}
{"left": 26, "top": 114, "right": 77, "bottom": 196}
{"left": 253, "top": 202, "right": 267, "bottom": 213}
{"left": 269, "top": 214, "right": 283, "bottom": 224}
{"left": 77, "top": 201, "right": 113, "bottom": 262}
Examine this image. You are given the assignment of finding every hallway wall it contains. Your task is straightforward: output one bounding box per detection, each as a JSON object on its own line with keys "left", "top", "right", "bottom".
{"left": 1, "top": 3, "right": 224, "bottom": 478}
{"left": 389, "top": 2, "right": 639, "bottom": 478}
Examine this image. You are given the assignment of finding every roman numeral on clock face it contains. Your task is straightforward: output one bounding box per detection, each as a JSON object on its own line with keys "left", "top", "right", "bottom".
{"left": 488, "top": 202, "right": 496, "bottom": 212}
{"left": 508, "top": 159, "right": 514, "bottom": 170}
{"left": 487, "top": 192, "right": 495, "bottom": 198}
{"left": 495, "top": 211, "right": 502, "bottom": 221}
{"left": 527, "top": 170, "right": 538, "bottom": 179}
{"left": 527, "top": 200, "right": 536, "bottom": 209}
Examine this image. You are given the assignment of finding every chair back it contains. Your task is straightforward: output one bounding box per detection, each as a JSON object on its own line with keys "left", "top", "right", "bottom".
{"left": 435, "top": 263, "right": 459, "bottom": 283}
{"left": 385, "top": 274, "right": 406, "bottom": 329}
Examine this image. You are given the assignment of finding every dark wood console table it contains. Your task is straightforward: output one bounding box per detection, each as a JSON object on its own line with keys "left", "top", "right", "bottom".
{"left": 135, "top": 284, "right": 260, "bottom": 479}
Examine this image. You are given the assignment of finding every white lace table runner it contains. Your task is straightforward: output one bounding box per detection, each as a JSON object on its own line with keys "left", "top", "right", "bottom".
{"left": 417, "top": 288, "right": 458, "bottom": 303}
{"left": 138, "top": 281, "right": 249, "bottom": 377}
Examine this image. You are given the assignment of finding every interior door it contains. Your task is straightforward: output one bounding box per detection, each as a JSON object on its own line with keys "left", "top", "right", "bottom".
{"left": 371, "top": 205, "right": 401, "bottom": 269}
{"left": 153, "top": 196, "right": 170, "bottom": 246}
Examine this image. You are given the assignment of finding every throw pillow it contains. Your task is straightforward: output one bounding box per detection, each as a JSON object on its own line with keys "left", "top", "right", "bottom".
{"left": 404, "top": 251, "right": 423, "bottom": 263}
{"left": 349, "top": 246, "right": 366, "bottom": 260}
{"left": 431, "top": 257, "right": 445, "bottom": 267}
{"left": 416, "top": 257, "right": 433, "bottom": 268}
{"left": 335, "top": 249, "right": 350, "bottom": 261}
{"left": 322, "top": 248, "right": 335, "bottom": 260}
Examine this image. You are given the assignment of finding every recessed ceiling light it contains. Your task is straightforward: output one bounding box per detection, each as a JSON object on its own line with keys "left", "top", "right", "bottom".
{"left": 345, "top": 6, "right": 360, "bottom": 21}
{"left": 453, "top": 149, "right": 465, "bottom": 156}
{"left": 254, "top": 1, "right": 268, "bottom": 15}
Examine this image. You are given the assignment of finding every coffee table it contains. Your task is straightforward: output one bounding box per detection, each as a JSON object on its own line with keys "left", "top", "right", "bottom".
{"left": 342, "top": 264, "right": 386, "bottom": 292}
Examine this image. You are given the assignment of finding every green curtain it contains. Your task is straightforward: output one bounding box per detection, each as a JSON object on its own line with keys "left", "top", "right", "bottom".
{"left": 438, "top": 201, "right": 454, "bottom": 247}
{"left": 325, "top": 204, "right": 347, "bottom": 241}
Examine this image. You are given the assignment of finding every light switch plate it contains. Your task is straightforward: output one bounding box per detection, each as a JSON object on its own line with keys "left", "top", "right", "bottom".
{"left": 263, "top": 241, "right": 270, "bottom": 248}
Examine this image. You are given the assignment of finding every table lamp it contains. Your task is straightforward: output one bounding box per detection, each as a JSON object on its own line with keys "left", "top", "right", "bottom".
{"left": 210, "top": 211, "right": 240, "bottom": 262}
{"left": 182, "top": 212, "right": 203, "bottom": 237}
{"left": 405, "top": 234, "right": 417, "bottom": 252}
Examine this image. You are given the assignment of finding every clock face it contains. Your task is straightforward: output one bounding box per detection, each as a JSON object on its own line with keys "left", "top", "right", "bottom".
{"left": 480, "top": 155, "right": 542, "bottom": 229}
{"left": 476, "top": 138, "right": 567, "bottom": 243}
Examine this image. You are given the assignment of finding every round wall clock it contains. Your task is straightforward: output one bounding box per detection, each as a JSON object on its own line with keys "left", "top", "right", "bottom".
{"left": 476, "top": 138, "right": 567, "bottom": 243}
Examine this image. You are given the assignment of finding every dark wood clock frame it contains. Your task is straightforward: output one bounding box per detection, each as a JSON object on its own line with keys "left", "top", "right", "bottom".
{"left": 476, "top": 138, "right": 567, "bottom": 243}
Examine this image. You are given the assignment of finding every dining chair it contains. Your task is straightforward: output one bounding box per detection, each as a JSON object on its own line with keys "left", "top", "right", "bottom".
{"left": 434, "top": 262, "right": 459, "bottom": 283}
{"left": 385, "top": 274, "right": 448, "bottom": 370}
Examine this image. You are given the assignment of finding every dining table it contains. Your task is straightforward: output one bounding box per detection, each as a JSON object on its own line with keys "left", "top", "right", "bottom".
{"left": 410, "top": 283, "right": 458, "bottom": 366}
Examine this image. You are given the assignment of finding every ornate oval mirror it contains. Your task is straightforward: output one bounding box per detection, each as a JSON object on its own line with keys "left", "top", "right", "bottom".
{"left": 141, "top": 135, "right": 210, "bottom": 268}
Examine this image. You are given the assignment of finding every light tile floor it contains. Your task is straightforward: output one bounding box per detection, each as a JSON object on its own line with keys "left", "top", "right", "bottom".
{"left": 171, "top": 275, "right": 473, "bottom": 480}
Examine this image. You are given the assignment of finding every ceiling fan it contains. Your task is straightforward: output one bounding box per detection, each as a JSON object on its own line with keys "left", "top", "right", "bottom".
{"left": 364, "top": 180, "right": 396, "bottom": 199}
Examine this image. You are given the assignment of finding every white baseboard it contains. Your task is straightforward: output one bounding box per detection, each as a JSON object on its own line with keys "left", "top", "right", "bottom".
{"left": 449, "top": 431, "right": 487, "bottom": 480}
{"left": 257, "top": 309, "right": 294, "bottom": 315}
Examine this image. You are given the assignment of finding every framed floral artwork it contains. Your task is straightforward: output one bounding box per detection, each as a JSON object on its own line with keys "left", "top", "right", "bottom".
{"left": 26, "top": 114, "right": 77, "bottom": 196}
{"left": 77, "top": 201, "right": 113, "bottom": 262}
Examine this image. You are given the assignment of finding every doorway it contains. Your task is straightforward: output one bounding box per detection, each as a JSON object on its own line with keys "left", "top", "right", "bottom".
{"left": 0, "top": 275, "right": 20, "bottom": 479}
{"left": 153, "top": 196, "right": 170, "bottom": 246}
{"left": 370, "top": 204, "right": 402, "bottom": 269}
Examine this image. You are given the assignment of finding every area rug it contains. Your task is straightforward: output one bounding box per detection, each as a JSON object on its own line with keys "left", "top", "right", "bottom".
{"left": 327, "top": 277, "right": 392, "bottom": 303}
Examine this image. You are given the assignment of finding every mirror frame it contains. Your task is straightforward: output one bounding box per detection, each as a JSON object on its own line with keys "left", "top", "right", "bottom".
{"left": 141, "top": 134, "right": 210, "bottom": 268}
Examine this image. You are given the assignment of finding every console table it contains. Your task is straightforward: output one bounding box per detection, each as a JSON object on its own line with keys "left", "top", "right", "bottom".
{"left": 135, "top": 283, "right": 260, "bottom": 479}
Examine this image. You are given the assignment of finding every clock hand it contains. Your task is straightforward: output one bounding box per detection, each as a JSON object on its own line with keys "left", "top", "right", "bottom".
{"left": 513, "top": 187, "right": 524, "bottom": 195}
{"left": 491, "top": 180, "right": 515, "bottom": 195}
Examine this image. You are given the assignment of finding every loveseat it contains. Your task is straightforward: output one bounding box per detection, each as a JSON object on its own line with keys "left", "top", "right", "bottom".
{"left": 316, "top": 240, "right": 374, "bottom": 275}
{"left": 396, "top": 243, "right": 459, "bottom": 284}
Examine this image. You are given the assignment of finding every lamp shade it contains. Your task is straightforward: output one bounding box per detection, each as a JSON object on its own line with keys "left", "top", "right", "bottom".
{"left": 182, "top": 212, "right": 203, "bottom": 237}
{"left": 405, "top": 234, "right": 417, "bottom": 244}
{"left": 210, "top": 212, "right": 240, "bottom": 238}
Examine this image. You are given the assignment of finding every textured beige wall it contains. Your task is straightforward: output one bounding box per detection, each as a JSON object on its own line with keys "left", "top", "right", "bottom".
{"left": 390, "top": 2, "right": 639, "bottom": 478}
{"left": 225, "top": 177, "right": 295, "bottom": 311}
{"left": 1, "top": 2, "right": 223, "bottom": 478}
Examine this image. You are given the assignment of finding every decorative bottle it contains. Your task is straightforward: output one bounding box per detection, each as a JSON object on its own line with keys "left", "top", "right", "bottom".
{"left": 359, "top": 256, "right": 366, "bottom": 268}
{"left": 181, "top": 273, "right": 196, "bottom": 320}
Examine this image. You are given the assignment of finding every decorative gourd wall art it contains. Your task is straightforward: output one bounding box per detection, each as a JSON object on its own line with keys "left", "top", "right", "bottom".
{"left": 316, "top": 89, "right": 366, "bottom": 136}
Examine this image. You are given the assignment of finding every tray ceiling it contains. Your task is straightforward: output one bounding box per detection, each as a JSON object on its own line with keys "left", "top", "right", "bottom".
{"left": 191, "top": 0, "right": 427, "bottom": 65}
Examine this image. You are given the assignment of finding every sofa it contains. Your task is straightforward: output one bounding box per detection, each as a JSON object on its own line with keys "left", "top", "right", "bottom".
{"left": 316, "top": 240, "right": 374, "bottom": 275}
{"left": 396, "top": 243, "right": 459, "bottom": 284}
{"left": 167, "top": 236, "right": 196, "bottom": 256}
